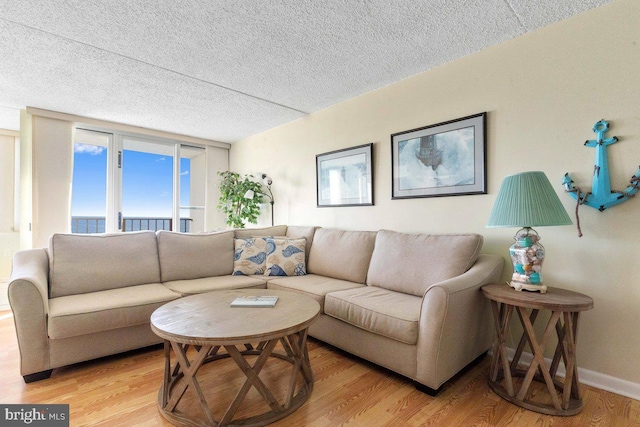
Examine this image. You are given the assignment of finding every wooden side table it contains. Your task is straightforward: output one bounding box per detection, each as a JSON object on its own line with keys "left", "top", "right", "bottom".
{"left": 481, "top": 284, "right": 593, "bottom": 416}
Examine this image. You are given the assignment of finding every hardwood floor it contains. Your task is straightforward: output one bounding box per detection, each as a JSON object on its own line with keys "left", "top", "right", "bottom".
{"left": 1, "top": 310, "right": 638, "bottom": 426}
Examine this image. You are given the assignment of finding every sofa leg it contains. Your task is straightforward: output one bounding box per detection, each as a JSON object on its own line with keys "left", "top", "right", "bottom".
{"left": 414, "top": 351, "right": 489, "bottom": 397}
{"left": 414, "top": 382, "right": 440, "bottom": 396}
{"left": 23, "top": 370, "right": 53, "bottom": 383}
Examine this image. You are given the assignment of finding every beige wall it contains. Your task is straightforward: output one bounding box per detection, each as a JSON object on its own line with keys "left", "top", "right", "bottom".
{"left": 33, "top": 116, "right": 75, "bottom": 248}
{"left": 0, "top": 232, "right": 19, "bottom": 309}
{"left": 18, "top": 113, "right": 74, "bottom": 249}
{"left": 0, "top": 134, "right": 15, "bottom": 233}
{"left": 19, "top": 111, "right": 33, "bottom": 250}
{"left": 205, "top": 145, "right": 229, "bottom": 230}
{"left": 230, "top": 0, "right": 640, "bottom": 388}
{"left": 0, "top": 133, "right": 19, "bottom": 282}
{"left": 188, "top": 150, "right": 206, "bottom": 232}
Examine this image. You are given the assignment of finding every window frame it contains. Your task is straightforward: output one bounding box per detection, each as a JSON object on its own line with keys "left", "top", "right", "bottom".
{"left": 73, "top": 125, "right": 206, "bottom": 233}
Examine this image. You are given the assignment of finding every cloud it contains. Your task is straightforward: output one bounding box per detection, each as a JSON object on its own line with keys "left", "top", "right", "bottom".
{"left": 156, "top": 157, "right": 166, "bottom": 162}
{"left": 74, "top": 144, "right": 105, "bottom": 155}
{"left": 180, "top": 171, "right": 189, "bottom": 176}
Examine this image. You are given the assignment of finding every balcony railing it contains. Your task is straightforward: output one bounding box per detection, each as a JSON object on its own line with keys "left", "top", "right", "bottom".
{"left": 71, "top": 216, "right": 192, "bottom": 234}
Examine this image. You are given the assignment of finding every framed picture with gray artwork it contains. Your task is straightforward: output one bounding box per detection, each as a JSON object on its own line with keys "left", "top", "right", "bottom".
{"left": 316, "top": 143, "right": 374, "bottom": 207}
{"left": 391, "top": 113, "right": 486, "bottom": 199}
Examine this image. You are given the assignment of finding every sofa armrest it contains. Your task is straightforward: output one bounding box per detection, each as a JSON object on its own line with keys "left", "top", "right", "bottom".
{"left": 415, "top": 253, "right": 504, "bottom": 389}
{"left": 8, "top": 248, "right": 51, "bottom": 376}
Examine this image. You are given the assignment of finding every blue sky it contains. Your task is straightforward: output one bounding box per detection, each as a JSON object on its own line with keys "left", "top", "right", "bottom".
{"left": 72, "top": 146, "right": 190, "bottom": 218}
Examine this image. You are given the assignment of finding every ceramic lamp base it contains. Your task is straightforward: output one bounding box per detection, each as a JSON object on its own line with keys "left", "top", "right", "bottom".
{"left": 509, "top": 282, "right": 547, "bottom": 293}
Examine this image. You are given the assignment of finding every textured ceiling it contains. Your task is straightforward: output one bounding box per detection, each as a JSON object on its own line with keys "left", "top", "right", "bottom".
{"left": 0, "top": 0, "right": 612, "bottom": 143}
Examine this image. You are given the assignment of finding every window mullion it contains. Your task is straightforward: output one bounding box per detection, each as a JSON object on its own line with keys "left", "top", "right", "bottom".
{"left": 172, "top": 144, "right": 180, "bottom": 232}
{"left": 106, "top": 134, "right": 122, "bottom": 233}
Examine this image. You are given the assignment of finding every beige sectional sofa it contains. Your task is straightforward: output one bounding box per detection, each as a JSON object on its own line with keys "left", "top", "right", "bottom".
{"left": 8, "top": 225, "right": 503, "bottom": 394}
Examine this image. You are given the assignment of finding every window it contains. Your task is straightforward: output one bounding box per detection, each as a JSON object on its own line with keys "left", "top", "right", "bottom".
{"left": 71, "top": 129, "right": 109, "bottom": 233}
{"left": 121, "top": 136, "right": 174, "bottom": 232}
{"left": 71, "top": 128, "right": 206, "bottom": 234}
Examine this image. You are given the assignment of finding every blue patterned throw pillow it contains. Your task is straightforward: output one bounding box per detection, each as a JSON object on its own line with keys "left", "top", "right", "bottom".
{"left": 264, "top": 238, "right": 306, "bottom": 276}
{"left": 233, "top": 238, "right": 269, "bottom": 275}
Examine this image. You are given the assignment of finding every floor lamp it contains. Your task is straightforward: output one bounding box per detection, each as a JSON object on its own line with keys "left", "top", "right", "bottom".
{"left": 261, "top": 174, "right": 274, "bottom": 226}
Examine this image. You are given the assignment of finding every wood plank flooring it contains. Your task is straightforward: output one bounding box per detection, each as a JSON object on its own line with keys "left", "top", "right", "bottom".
{"left": 1, "top": 310, "right": 638, "bottom": 426}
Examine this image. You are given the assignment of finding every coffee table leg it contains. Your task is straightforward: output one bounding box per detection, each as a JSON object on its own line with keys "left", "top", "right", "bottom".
{"left": 220, "top": 339, "right": 282, "bottom": 425}
{"left": 159, "top": 331, "right": 315, "bottom": 427}
{"left": 283, "top": 329, "right": 313, "bottom": 408}
{"left": 165, "top": 342, "right": 216, "bottom": 425}
{"left": 162, "top": 340, "right": 171, "bottom": 408}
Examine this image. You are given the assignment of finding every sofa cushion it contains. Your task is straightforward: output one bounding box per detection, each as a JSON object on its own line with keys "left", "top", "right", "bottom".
{"left": 285, "top": 225, "right": 317, "bottom": 262}
{"left": 265, "top": 238, "right": 307, "bottom": 276}
{"left": 324, "top": 286, "right": 422, "bottom": 345}
{"left": 157, "top": 230, "right": 234, "bottom": 282}
{"left": 48, "top": 283, "right": 180, "bottom": 339}
{"left": 49, "top": 231, "right": 161, "bottom": 298}
{"left": 163, "top": 275, "right": 267, "bottom": 296}
{"left": 267, "top": 274, "right": 365, "bottom": 310}
{"left": 307, "top": 228, "right": 377, "bottom": 283}
{"left": 233, "top": 237, "right": 269, "bottom": 275}
{"left": 234, "top": 225, "right": 287, "bottom": 239}
{"left": 366, "top": 230, "right": 483, "bottom": 297}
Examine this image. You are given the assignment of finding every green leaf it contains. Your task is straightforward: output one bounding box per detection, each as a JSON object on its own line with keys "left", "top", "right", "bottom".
{"left": 217, "top": 171, "right": 266, "bottom": 228}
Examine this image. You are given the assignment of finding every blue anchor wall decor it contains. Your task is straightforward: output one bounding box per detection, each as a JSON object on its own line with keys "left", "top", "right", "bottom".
{"left": 563, "top": 120, "right": 640, "bottom": 236}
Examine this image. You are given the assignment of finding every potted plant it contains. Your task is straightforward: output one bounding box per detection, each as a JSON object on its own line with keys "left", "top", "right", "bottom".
{"left": 217, "top": 171, "right": 265, "bottom": 228}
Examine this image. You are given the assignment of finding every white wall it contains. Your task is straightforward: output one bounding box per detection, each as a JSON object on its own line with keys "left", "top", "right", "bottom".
{"left": 230, "top": 0, "right": 640, "bottom": 393}
{"left": 205, "top": 145, "right": 229, "bottom": 230}
{"left": 0, "top": 134, "right": 15, "bottom": 232}
{"left": 19, "top": 111, "right": 32, "bottom": 250}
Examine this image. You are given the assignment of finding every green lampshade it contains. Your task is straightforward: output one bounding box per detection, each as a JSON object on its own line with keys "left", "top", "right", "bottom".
{"left": 487, "top": 171, "right": 572, "bottom": 228}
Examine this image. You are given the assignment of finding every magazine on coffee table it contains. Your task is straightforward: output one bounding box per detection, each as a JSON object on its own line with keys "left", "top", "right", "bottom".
{"left": 230, "top": 296, "right": 279, "bottom": 307}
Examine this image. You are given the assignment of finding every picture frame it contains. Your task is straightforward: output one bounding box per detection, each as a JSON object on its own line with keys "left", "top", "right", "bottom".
{"left": 391, "top": 112, "right": 487, "bottom": 199}
{"left": 316, "top": 143, "right": 374, "bottom": 207}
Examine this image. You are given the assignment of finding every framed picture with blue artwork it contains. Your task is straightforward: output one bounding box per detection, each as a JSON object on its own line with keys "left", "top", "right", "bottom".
{"left": 391, "top": 113, "right": 487, "bottom": 199}
{"left": 316, "top": 143, "right": 374, "bottom": 207}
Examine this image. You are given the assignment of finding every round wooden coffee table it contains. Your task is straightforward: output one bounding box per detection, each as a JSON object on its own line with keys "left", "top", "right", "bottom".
{"left": 150, "top": 289, "right": 320, "bottom": 427}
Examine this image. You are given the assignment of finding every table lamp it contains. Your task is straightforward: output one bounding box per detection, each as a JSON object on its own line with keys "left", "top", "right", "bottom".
{"left": 486, "top": 171, "right": 572, "bottom": 293}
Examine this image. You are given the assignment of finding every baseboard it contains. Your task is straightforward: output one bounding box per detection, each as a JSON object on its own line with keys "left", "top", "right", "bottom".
{"left": 499, "top": 347, "right": 640, "bottom": 401}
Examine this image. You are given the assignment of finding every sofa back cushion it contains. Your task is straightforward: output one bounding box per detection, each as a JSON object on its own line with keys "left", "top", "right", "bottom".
{"left": 49, "top": 231, "right": 161, "bottom": 298}
{"left": 157, "top": 230, "right": 234, "bottom": 282}
{"left": 286, "top": 225, "right": 317, "bottom": 262}
{"left": 366, "top": 230, "right": 483, "bottom": 296}
{"left": 234, "top": 225, "right": 287, "bottom": 239}
{"left": 307, "top": 228, "right": 377, "bottom": 283}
